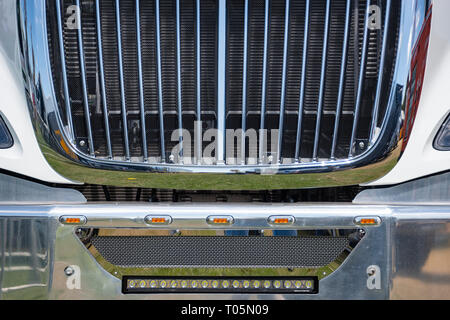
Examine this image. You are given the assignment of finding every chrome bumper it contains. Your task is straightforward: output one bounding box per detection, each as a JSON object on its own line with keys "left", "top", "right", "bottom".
{"left": 1, "top": 203, "right": 449, "bottom": 300}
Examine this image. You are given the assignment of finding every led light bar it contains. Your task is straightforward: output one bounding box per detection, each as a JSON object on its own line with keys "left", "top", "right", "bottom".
{"left": 122, "top": 277, "right": 317, "bottom": 294}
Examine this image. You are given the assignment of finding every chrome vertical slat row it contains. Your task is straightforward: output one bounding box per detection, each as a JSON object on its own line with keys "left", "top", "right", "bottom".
{"left": 349, "top": 0, "right": 371, "bottom": 157}
{"left": 276, "top": 0, "right": 291, "bottom": 164}
{"left": 258, "top": 0, "right": 270, "bottom": 164}
{"left": 330, "top": 0, "right": 351, "bottom": 160}
{"left": 312, "top": 0, "right": 331, "bottom": 161}
{"left": 369, "top": 0, "right": 392, "bottom": 144}
{"left": 196, "top": 0, "right": 202, "bottom": 164}
{"left": 216, "top": 0, "right": 227, "bottom": 164}
{"left": 155, "top": 0, "right": 166, "bottom": 163}
{"left": 241, "top": 0, "right": 250, "bottom": 164}
{"left": 55, "top": 0, "right": 74, "bottom": 142}
{"left": 136, "top": 0, "right": 148, "bottom": 161}
{"left": 175, "top": 0, "right": 183, "bottom": 163}
{"left": 95, "top": 0, "right": 112, "bottom": 159}
{"left": 294, "top": 0, "right": 310, "bottom": 163}
{"left": 76, "top": 0, "right": 95, "bottom": 156}
{"left": 114, "top": 0, "right": 130, "bottom": 160}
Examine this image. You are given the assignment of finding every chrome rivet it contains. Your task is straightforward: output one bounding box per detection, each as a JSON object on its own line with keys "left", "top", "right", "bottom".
{"left": 64, "top": 266, "right": 75, "bottom": 276}
{"left": 359, "top": 141, "right": 365, "bottom": 149}
{"left": 79, "top": 140, "right": 86, "bottom": 147}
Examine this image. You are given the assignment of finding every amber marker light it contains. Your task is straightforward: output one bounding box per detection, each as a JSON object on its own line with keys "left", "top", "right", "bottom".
{"left": 354, "top": 216, "right": 381, "bottom": 226}
{"left": 268, "top": 216, "right": 295, "bottom": 226}
{"left": 144, "top": 215, "right": 172, "bottom": 225}
{"left": 59, "top": 216, "right": 87, "bottom": 225}
{"left": 206, "top": 216, "right": 234, "bottom": 225}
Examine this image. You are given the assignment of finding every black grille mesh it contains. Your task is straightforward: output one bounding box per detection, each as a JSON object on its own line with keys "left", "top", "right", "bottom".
{"left": 90, "top": 235, "right": 349, "bottom": 268}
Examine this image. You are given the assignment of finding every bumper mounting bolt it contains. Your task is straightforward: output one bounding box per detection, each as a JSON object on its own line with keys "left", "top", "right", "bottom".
{"left": 64, "top": 266, "right": 75, "bottom": 276}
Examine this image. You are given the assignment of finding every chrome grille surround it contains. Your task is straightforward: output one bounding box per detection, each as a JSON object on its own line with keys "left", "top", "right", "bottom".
{"left": 18, "top": 0, "right": 431, "bottom": 189}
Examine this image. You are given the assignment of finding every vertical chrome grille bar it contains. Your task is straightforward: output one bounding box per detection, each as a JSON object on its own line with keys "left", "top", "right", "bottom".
{"left": 349, "top": 0, "right": 371, "bottom": 157}
{"left": 312, "top": 0, "right": 331, "bottom": 161}
{"left": 136, "top": 0, "right": 148, "bottom": 161}
{"left": 115, "top": 0, "right": 130, "bottom": 160}
{"left": 240, "top": 0, "right": 249, "bottom": 165}
{"left": 55, "top": 0, "right": 74, "bottom": 142}
{"left": 294, "top": 0, "right": 310, "bottom": 163}
{"left": 369, "top": 0, "right": 392, "bottom": 145}
{"left": 76, "top": 0, "right": 95, "bottom": 156}
{"left": 258, "top": 0, "right": 270, "bottom": 164}
{"left": 216, "top": 0, "right": 227, "bottom": 164}
{"left": 196, "top": 0, "right": 202, "bottom": 164}
{"left": 95, "top": 0, "right": 112, "bottom": 159}
{"left": 330, "top": 0, "right": 351, "bottom": 160}
{"left": 155, "top": 0, "right": 166, "bottom": 162}
{"left": 176, "top": 0, "right": 183, "bottom": 163}
{"left": 276, "top": 0, "right": 291, "bottom": 164}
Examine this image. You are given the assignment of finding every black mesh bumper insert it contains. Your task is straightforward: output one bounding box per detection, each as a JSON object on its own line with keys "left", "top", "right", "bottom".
{"left": 90, "top": 235, "right": 349, "bottom": 268}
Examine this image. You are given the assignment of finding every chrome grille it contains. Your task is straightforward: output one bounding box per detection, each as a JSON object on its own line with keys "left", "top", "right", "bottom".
{"left": 46, "top": 0, "right": 400, "bottom": 167}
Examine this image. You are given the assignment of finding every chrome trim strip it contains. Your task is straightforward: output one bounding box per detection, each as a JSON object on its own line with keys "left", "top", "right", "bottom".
{"left": 76, "top": 0, "right": 94, "bottom": 156}
{"left": 155, "top": 0, "right": 166, "bottom": 162}
{"left": 136, "top": 0, "right": 148, "bottom": 161}
{"left": 114, "top": 0, "right": 130, "bottom": 160}
{"left": 176, "top": 0, "right": 183, "bottom": 163}
{"left": 276, "top": 0, "right": 291, "bottom": 164}
{"left": 216, "top": 0, "right": 227, "bottom": 164}
{"left": 294, "top": 0, "right": 310, "bottom": 163}
{"left": 55, "top": 0, "right": 74, "bottom": 142}
{"left": 196, "top": 0, "right": 202, "bottom": 164}
{"left": 349, "top": 0, "right": 371, "bottom": 157}
{"left": 331, "top": 0, "right": 351, "bottom": 160}
{"left": 312, "top": 0, "right": 331, "bottom": 161}
{"left": 369, "top": 0, "right": 392, "bottom": 144}
{"left": 241, "top": 0, "right": 249, "bottom": 165}
{"left": 258, "top": 0, "right": 270, "bottom": 164}
{"left": 95, "top": 0, "right": 113, "bottom": 159}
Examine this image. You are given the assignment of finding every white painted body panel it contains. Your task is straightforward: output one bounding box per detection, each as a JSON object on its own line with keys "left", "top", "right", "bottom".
{"left": 368, "top": 0, "right": 450, "bottom": 186}
{"left": 0, "top": 1, "right": 72, "bottom": 184}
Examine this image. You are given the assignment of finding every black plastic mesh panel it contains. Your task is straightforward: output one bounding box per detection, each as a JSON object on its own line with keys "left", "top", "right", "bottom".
{"left": 91, "top": 235, "right": 349, "bottom": 268}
